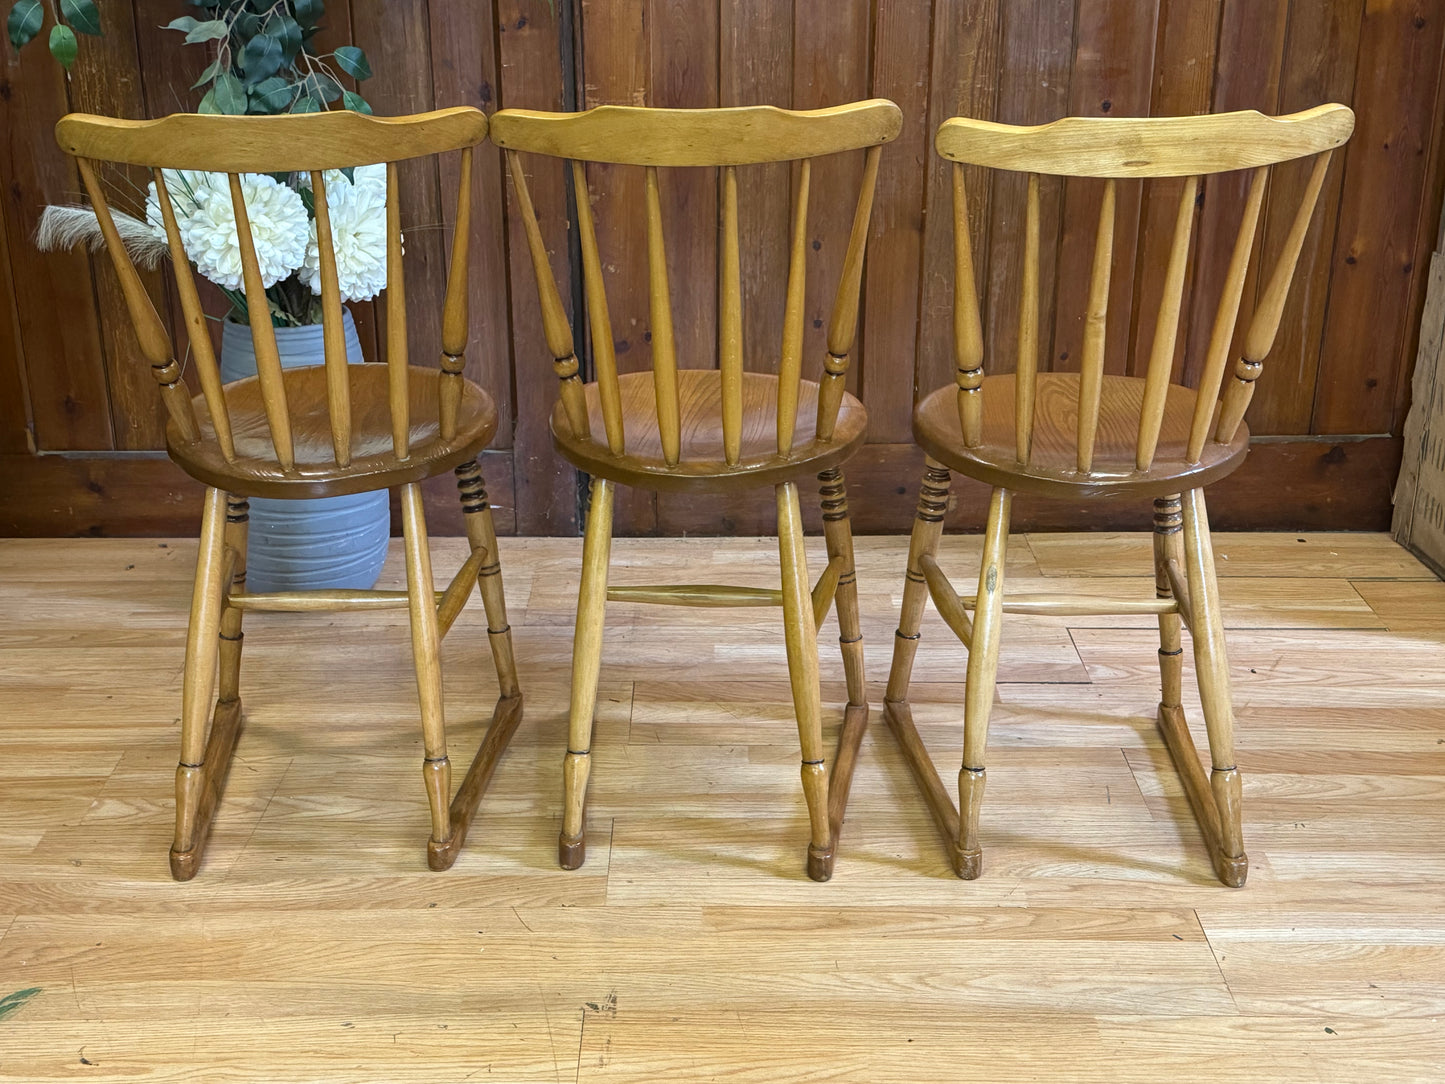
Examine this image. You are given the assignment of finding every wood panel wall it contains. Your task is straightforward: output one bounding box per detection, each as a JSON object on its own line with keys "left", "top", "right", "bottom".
{"left": 1, "top": 0, "right": 1443, "bottom": 537}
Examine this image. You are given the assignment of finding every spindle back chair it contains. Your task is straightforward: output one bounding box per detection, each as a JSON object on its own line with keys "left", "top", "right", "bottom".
{"left": 884, "top": 105, "right": 1353, "bottom": 887}
{"left": 55, "top": 107, "right": 523, "bottom": 878}
{"left": 491, "top": 99, "right": 901, "bottom": 880}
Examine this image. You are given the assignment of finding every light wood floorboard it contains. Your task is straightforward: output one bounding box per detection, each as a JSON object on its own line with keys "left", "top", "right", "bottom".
{"left": 0, "top": 532, "right": 1442, "bottom": 1081}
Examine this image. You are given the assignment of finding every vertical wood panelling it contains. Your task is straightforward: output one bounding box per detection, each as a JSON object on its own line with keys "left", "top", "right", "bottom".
{"left": 580, "top": 0, "right": 657, "bottom": 534}
{"left": 1050, "top": 0, "right": 1158, "bottom": 378}
{"left": 984, "top": 0, "right": 1074, "bottom": 377}
{"left": 720, "top": 0, "right": 793, "bottom": 376}
{"left": 649, "top": 0, "right": 718, "bottom": 374}
{"left": 1249, "top": 0, "right": 1363, "bottom": 434}
{"left": 792, "top": 0, "right": 871, "bottom": 388}
{"left": 1314, "top": 0, "right": 1445, "bottom": 434}
{"left": 0, "top": 189, "right": 31, "bottom": 454}
{"left": 0, "top": 43, "right": 114, "bottom": 450}
{"left": 70, "top": 0, "right": 171, "bottom": 450}
{"left": 4, "top": 0, "right": 1445, "bottom": 536}
{"left": 428, "top": 0, "right": 516, "bottom": 463}
{"left": 860, "top": 0, "right": 932, "bottom": 444}
{"left": 1128, "top": 0, "right": 1222, "bottom": 382}
{"left": 915, "top": 0, "right": 1001, "bottom": 400}
{"left": 498, "top": 0, "right": 579, "bottom": 533}
{"left": 350, "top": 3, "right": 445, "bottom": 386}
{"left": 1182, "top": 0, "right": 1288, "bottom": 391}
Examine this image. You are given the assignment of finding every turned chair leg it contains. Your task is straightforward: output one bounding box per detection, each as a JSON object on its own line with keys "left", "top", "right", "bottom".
{"left": 777, "top": 480, "right": 833, "bottom": 881}
{"left": 884, "top": 459, "right": 952, "bottom": 713}
{"left": 457, "top": 461, "right": 521, "bottom": 703}
{"left": 883, "top": 458, "right": 981, "bottom": 873}
{"left": 424, "top": 461, "right": 528, "bottom": 872}
{"left": 814, "top": 467, "right": 870, "bottom": 877}
{"left": 1178, "top": 487, "right": 1247, "bottom": 886}
{"left": 171, "top": 487, "right": 245, "bottom": 881}
{"left": 560, "top": 477, "right": 614, "bottom": 870}
{"left": 400, "top": 483, "right": 453, "bottom": 856}
{"left": 216, "top": 495, "right": 249, "bottom": 708}
{"left": 957, "top": 486, "right": 1012, "bottom": 879}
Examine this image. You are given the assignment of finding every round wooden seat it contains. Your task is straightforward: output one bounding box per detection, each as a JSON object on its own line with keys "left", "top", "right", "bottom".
{"left": 913, "top": 371, "right": 1250, "bottom": 499}
{"left": 167, "top": 363, "right": 499, "bottom": 499}
{"left": 550, "top": 368, "right": 869, "bottom": 493}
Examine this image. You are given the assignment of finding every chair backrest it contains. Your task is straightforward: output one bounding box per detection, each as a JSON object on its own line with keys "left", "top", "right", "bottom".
{"left": 490, "top": 100, "right": 902, "bottom": 467}
{"left": 54, "top": 107, "right": 489, "bottom": 473}
{"left": 937, "top": 105, "right": 1353, "bottom": 474}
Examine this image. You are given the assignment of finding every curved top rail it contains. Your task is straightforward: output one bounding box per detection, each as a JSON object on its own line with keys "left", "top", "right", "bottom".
{"left": 934, "top": 104, "right": 1354, "bottom": 177}
{"left": 55, "top": 106, "right": 488, "bottom": 171}
{"left": 490, "top": 99, "right": 902, "bottom": 165}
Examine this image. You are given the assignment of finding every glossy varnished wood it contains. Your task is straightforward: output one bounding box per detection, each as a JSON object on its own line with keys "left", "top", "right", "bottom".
{"left": 501, "top": 101, "right": 895, "bottom": 879}
{"left": 170, "top": 365, "right": 498, "bottom": 500}
{"left": 934, "top": 105, "right": 1353, "bottom": 177}
{"left": 490, "top": 100, "right": 902, "bottom": 166}
{"left": 55, "top": 107, "right": 490, "bottom": 172}
{"left": 912, "top": 375, "right": 1249, "bottom": 500}
{"left": 61, "top": 108, "right": 523, "bottom": 879}
{"left": 551, "top": 370, "right": 868, "bottom": 494}
{"left": 886, "top": 104, "right": 1349, "bottom": 888}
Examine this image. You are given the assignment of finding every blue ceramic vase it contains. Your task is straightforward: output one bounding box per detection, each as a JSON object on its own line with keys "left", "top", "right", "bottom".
{"left": 219, "top": 311, "right": 390, "bottom": 593}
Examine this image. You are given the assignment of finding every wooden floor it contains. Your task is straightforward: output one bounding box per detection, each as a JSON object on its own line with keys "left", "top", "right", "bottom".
{"left": 1, "top": 530, "right": 1444, "bottom": 1081}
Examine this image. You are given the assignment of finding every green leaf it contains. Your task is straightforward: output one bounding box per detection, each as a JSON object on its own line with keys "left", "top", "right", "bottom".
{"left": 342, "top": 90, "right": 372, "bottom": 116}
{"left": 191, "top": 58, "right": 220, "bottom": 89}
{"left": 273, "top": 15, "right": 301, "bottom": 62}
{"left": 239, "top": 31, "right": 282, "bottom": 83}
{"left": 0, "top": 988, "right": 43, "bottom": 1023}
{"left": 213, "top": 71, "right": 247, "bottom": 114}
{"left": 48, "top": 23, "right": 76, "bottom": 68}
{"left": 6, "top": 0, "right": 43, "bottom": 50}
{"left": 183, "top": 18, "right": 228, "bottom": 44}
{"left": 304, "top": 71, "right": 341, "bottom": 103}
{"left": 59, "top": 0, "right": 100, "bottom": 36}
{"left": 165, "top": 16, "right": 199, "bottom": 33}
{"left": 293, "top": 0, "right": 324, "bottom": 25}
{"left": 232, "top": 11, "right": 261, "bottom": 39}
{"left": 197, "top": 87, "right": 219, "bottom": 114}
{"left": 249, "top": 75, "right": 294, "bottom": 113}
{"left": 332, "top": 45, "right": 370, "bottom": 81}
{"left": 290, "top": 93, "right": 323, "bottom": 114}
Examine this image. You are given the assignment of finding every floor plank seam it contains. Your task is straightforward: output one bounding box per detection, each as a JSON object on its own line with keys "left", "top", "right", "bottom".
{"left": 1193, "top": 909, "right": 1242, "bottom": 1015}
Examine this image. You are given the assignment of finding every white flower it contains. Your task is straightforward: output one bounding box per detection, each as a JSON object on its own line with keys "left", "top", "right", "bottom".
{"left": 300, "top": 164, "right": 392, "bottom": 302}
{"left": 144, "top": 170, "right": 308, "bottom": 292}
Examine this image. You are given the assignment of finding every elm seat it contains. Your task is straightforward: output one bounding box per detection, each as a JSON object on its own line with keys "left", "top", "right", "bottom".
{"left": 912, "top": 372, "right": 1249, "bottom": 500}
{"left": 550, "top": 369, "right": 869, "bottom": 494}
{"left": 169, "top": 363, "right": 500, "bottom": 499}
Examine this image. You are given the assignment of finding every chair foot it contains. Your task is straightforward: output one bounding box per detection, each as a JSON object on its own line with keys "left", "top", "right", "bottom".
{"left": 424, "top": 692, "right": 525, "bottom": 872}
{"left": 806, "top": 842, "right": 835, "bottom": 882}
{"left": 558, "top": 832, "right": 586, "bottom": 870}
{"left": 953, "top": 847, "right": 982, "bottom": 880}
{"left": 168, "top": 845, "right": 203, "bottom": 881}
{"left": 1156, "top": 704, "right": 1249, "bottom": 887}
{"left": 169, "top": 696, "right": 244, "bottom": 882}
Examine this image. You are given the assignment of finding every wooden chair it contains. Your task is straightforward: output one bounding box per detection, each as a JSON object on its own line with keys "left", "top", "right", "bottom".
{"left": 883, "top": 105, "right": 1354, "bottom": 886}
{"left": 491, "top": 100, "right": 901, "bottom": 881}
{"left": 55, "top": 108, "right": 523, "bottom": 879}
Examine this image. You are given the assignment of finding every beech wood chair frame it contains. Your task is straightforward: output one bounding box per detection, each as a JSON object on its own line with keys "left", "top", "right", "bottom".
{"left": 491, "top": 100, "right": 902, "bottom": 881}
{"left": 55, "top": 107, "right": 523, "bottom": 879}
{"left": 883, "top": 105, "right": 1354, "bottom": 886}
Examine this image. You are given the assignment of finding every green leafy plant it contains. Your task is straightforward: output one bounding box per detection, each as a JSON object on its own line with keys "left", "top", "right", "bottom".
{"left": 168, "top": 1, "right": 372, "bottom": 116}
{"left": 6, "top": 0, "right": 102, "bottom": 69}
